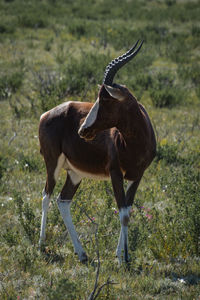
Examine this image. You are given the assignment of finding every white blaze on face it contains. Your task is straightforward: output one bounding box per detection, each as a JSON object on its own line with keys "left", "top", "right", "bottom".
{"left": 81, "top": 98, "right": 100, "bottom": 129}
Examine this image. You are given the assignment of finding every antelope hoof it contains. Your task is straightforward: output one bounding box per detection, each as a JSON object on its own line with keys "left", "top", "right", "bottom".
{"left": 116, "top": 256, "right": 122, "bottom": 266}
{"left": 116, "top": 254, "right": 130, "bottom": 265}
{"left": 80, "top": 252, "right": 88, "bottom": 263}
{"left": 75, "top": 251, "right": 88, "bottom": 263}
{"left": 38, "top": 240, "right": 46, "bottom": 253}
{"left": 39, "top": 238, "right": 45, "bottom": 248}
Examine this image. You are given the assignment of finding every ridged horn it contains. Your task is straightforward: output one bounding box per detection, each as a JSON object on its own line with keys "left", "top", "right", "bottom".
{"left": 103, "top": 40, "right": 144, "bottom": 85}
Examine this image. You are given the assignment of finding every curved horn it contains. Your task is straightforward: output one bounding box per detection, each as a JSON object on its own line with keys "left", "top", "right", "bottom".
{"left": 103, "top": 40, "right": 144, "bottom": 85}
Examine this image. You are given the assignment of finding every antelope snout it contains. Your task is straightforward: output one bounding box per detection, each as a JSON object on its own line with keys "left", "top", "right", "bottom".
{"left": 78, "top": 125, "right": 96, "bottom": 141}
{"left": 78, "top": 125, "right": 86, "bottom": 138}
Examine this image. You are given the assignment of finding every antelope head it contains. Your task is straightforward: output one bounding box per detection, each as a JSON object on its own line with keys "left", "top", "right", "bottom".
{"left": 78, "top": 40, "right": 144, "bottom": 141}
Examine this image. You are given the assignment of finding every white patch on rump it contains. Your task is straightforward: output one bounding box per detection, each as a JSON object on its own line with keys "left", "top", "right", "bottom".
{"left": 126, "top": 181, "right": 134, "bottom": 192}
{"left": 81, "top": 97, "right": 99, "bottom": 129}
{"left": 67, "top": 170, "right": 82, "bottom": 186}
{"left": 54, "top": 153, "right": 66, "bottom": 181}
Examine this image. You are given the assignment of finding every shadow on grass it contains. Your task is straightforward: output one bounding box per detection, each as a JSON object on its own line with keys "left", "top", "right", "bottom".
{"left": 171, "top": 273, "right": 200, "bottom": 286}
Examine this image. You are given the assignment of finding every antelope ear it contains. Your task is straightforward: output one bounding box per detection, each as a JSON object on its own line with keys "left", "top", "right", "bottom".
{"left": 104, "top": 84, "right": 125, "bottom": 101}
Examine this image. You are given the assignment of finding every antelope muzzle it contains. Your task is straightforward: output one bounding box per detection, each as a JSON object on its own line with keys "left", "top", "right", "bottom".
{"left": 78, "top": 125, "right": 96, "bottom": 141}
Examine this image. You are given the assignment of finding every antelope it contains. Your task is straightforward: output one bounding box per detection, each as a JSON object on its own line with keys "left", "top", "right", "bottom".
{"left": 39, "top": 40, "right": 156, "bottom": 264}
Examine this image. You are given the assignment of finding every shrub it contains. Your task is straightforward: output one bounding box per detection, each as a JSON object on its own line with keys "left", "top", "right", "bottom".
{"left": 64, "top": 51, "right": 108, "bottom": 93}
{"left": 178, "top": 63, "right": 200, "bottom": 86}
{"left": 18, "top": 12, "right": 48, "bottom": 29}
{"left": 175, "top": 168, "right": 200, "bottom": 255}
{"left": 156, "top": 140, "right": 179, "bottom": 164}
{"left": 196, "top": 86, "right": 200, "bottom": 100}
{"left": 62, "top": 53, "right": 101, "bottom": 95}
{"left": 44, "top": 38, "right": 54, "bottom": 52}
{"left": 0, "top": 71, "right": 24, "bottom": 100}
{"left": 130, "top": 73, "right": 153, "bottom": 93}
{"left": 68, "top": 20, "right": 88, "bottom": 38}
{"left": 0, "top": 155, "right": 7, "bottom": 180}
{"left": 191, "top": 25, "right": 200, "bottom": 37}
{"left": 149, "top": 166, "right": 200, "bottom": 259}
{"left": 0, "top": 20, "right": 15, "bottom": 34}
{"left": 177, "top": 63, "right": 200, "bottom": 101}
{"left": 140, "top": 24, "right": 169, "bottom": 44}
{"left": 43, "top": 276, "right": 81, "bottom": 299}
{"left": 150, "top": 88, "right": 182, "bottom": 108}
{"left": 18, "top": 153, "right": 41, "bottom": 173}
{"left": 165, "top": 0, "right": 176, "bottom": 6}
{"left": 34, "top": 69, "right": 66, "bottom": 112}
{"left": 2, "top": 227, "right": 20, "bottom": 247}
{"left": 165, "top": 33, "right": 190, "bottom": 64}
{"left": 36, "top": 52, "right": 109, "bottom": 111}
{"left": 150, "top": 71, "right": 183, "bottom": 108}
{"left": 14, "top": 191, "right": 40, "bottom": 244}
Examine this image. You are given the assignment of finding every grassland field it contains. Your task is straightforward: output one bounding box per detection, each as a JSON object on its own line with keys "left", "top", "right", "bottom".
{"left": 0, "top": 0, "right": 200, "bottom": 299}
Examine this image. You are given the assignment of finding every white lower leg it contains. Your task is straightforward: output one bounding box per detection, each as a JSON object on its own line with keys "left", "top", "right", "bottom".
{"left": 116, "top": 228, "right": 123, "bottom": 263}
{"left": 57, "top": 196, "right": 87, "bottom": 262}
{"left": 39, "top": 191, "right": 50, "bottom": 246}
{"left": 122, "top": 225, "right": 128, "bottom": 262}
{"left": 117, "top": 206, "right": 131, "bottom": 263}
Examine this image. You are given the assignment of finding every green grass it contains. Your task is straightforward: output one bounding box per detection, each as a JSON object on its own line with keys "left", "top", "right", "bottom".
{"left": 0, "top": 0, "right": 200, "bottom": 298}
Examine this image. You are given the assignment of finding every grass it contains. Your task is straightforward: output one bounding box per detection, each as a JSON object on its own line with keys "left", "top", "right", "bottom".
{"left": 0, "top": 0, "right": 200, "bottom": 299}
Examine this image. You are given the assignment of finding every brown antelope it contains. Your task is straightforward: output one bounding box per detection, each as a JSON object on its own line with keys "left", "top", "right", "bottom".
{"left": 39, "top": 40, "right": 156, "bottom": 263}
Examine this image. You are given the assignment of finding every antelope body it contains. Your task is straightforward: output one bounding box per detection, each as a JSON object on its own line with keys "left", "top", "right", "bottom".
{"left": 39, "top": 41, "right": 156, "bottom": 263}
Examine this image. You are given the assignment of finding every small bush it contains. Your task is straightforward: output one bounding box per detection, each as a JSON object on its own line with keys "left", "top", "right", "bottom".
{"left": 36, "top": 52, "right": 109, "bottom": 111}
{"left": 2, "top": 228, "right": 20, "bottom": 247}
{"left": 0, "top": 20, "right": 15, "bottom": 34}
{"left": 0, "top": 155, "right": 8, "bottom": 179}
{"left": 0, "top": 71, "right": 24, "bottom": 100}
{"left": 44, "top": 38, "right": 54, "bottom": 52}
{"left": 166, "top": 34, "right": 190, "bottom": 64}
{"left": 130, "top": 73, "right": 153, "bottom": 94}
{"left": 156, "top": 140, "right": 179, "bottom": 164}
{"left": 68, "top": 20, "right": 88, "bottom": 38}
{"left": 195, "top": 86, "right": 200, "bottom": 100}
{"left": 63, "top": 51, "right": 109, "bottom": 94}
{"left": 43, "top": 276, "right": 81, "bottom": 299}
{"left": 178, "top": 63, "right": 200, "bottom": 86}
{"left": 150, "top": 71, "right": 183, "bottom": 108}
{"left": 141, "top": 24, "right": 169, "bottom": 44}
{"left": 191, "top": 25, "right": 200, "bottom": 37}
{"left": 34, "top": 70, "right": 67, "bottom": 112}
{"left": 14, "top": 191, "right": 40, "bottom": 244}
{"left": 177, "top": 63, "right": 200, "bottom": 100}
{"left": 18, "top": 153, "right": 40, "bottom": 172}
{"left": 150, "top": 88, "right": 182, "bottom": 108}
{"left": 18, "top": 13, "right": 48, "bottom": 29}
{"left": 149, "top": 166, "right": 200, "bottom": 259}
{"left": 63, "top": 55, "right": 96, "bottom": 95}
{"left": 165, "top": 0, "right": 176, "bottom": 6}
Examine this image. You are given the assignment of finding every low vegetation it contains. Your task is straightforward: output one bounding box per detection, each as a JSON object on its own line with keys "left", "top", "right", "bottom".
{"left": 0, "top": 0, "right": 199, "bottom": 298}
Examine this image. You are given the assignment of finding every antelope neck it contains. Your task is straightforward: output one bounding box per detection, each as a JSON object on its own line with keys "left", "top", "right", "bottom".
{"left": 116, "top": 101, "right": 145, "bottom": 141}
